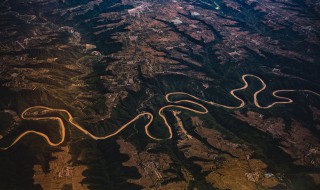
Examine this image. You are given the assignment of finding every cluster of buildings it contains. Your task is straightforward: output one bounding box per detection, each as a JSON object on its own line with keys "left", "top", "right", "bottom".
{"left": 142, "top": 161, "right": 163, "bottom": 181}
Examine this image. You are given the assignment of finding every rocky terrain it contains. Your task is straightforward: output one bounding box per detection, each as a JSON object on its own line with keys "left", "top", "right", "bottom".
{"left": 0, "top": 0, "right": 320, "bottom": 189}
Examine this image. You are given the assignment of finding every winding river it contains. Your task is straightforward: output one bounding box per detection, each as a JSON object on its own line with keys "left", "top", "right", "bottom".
{"left": 1, "top": 74, "right": 319, "bottom": 150}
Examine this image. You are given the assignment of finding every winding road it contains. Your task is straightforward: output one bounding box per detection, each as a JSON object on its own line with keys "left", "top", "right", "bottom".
{"left": 1, "top": 74, "right": 319, "bottom": 150}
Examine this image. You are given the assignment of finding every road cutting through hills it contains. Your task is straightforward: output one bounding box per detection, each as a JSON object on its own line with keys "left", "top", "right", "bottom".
{"left": 1, "top": 74, "right": 319, "bottom": 150}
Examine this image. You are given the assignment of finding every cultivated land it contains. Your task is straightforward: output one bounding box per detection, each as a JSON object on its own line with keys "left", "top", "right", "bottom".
{"left": 0, "top": 0, "right": 320, "bottom": 189}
